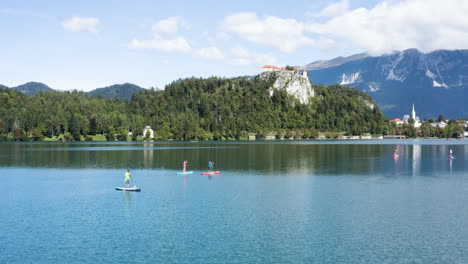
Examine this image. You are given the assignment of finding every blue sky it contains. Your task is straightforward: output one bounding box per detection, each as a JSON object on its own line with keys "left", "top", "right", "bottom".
{"left": 1, "top": 0, "right": 466, "bottom": 91}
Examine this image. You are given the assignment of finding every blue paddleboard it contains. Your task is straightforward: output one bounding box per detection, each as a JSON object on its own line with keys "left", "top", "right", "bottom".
{"left": 177, "top": 171, "right": 193, "bottom": 175}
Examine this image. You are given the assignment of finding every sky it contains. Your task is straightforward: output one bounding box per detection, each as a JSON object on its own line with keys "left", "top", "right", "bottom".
{"left": 1, "top": 0, "right": 468, "bottom": 91}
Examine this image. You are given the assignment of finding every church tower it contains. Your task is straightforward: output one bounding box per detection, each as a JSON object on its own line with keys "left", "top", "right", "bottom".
{"left": 411, "top": 104, "right": 416, "bottom": 119}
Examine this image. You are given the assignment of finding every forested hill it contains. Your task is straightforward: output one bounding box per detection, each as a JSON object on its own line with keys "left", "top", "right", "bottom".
{"left": 87, "top": 83, "right": 145, "bottom": 100}
{"left": 0, "top": 76, "right": 388, "bottom": 141}
{"left": 11, "top": 82, "right": 54, "bottom": 96}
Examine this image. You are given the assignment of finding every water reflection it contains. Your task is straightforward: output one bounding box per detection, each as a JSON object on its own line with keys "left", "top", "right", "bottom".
{"left": 143, "top": 142, "right": 154, "bottom": 168}
{"left": 412, "top": 145, "right": 421, "bottom": 176}
{"left": 123, "top": 191, "right": 131, "bottom": 217}
{"left": 0, "top": 141, "right": 467, "bottom": 176}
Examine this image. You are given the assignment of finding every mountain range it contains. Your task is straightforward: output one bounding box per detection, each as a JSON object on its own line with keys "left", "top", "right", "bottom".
{"left": 3, "top": 48, "right": 467, "bottom": 119}
{"left": 306, "top": 49, "right": 468, "bottom": 119}
{"left": 0, "top": 82, "right": 145, "bottom": 100}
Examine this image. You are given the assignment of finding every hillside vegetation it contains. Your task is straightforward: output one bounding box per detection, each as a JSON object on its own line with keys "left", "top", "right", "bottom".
{"left": 0, "top": 76, "right": 388, "bottom": 141}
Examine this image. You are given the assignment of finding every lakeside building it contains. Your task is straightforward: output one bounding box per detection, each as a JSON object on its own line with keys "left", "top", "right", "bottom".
{"left": 430, "top": 121, "right": 448, "bottom": 128}
{"left": 402, "top": 104, "right": 421, "bottom": 128}
{"left": 390, "top": 118, "right": 404, "bottom": 126}
{"left": 142, "top": 126, "right": 154, "bottom": 139}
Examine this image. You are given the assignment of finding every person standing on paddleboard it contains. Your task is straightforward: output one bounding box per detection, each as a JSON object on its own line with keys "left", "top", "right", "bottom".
{"left": 183, "top": 160, "right": 187, "bottom": 172}
{"left": 124, "top": 170, "right": 131, "bottom": 187}
{"left": 208, "top": 160, "right": 214, "bottom": 171}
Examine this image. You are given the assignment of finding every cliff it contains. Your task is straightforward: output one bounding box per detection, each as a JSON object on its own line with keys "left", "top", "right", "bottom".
{"left": 260, "top": 71, "right": 314, "bottom": 104}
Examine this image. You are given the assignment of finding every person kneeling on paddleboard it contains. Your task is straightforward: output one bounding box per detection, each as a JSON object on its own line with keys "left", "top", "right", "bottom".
{"left": 124, "top": 170, "right": 131, "bottom": 187}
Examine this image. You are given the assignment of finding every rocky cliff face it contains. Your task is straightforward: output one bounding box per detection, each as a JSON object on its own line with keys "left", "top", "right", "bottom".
{"left": 260, "top": 71, "right": 314, "bottom": 104}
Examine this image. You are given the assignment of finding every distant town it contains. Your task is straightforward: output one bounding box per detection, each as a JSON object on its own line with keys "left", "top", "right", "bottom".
{"left": 388, "top": 104, "right": 468, "bottom": 139}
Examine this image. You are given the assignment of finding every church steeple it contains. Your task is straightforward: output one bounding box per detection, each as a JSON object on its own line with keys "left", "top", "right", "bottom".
{"left": 411, "top": 104, "right": 416, "bottom": 119}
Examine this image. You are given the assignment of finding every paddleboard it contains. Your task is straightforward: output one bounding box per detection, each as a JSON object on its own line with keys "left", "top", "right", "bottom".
{"left": 177, "top": 171, "right": 193, "bottom": 175}
{"left": 116, "top": 186, "right": 141, "bottom": 192}
{"left": 201, "top": 171, "right": 221, "bottom": 175}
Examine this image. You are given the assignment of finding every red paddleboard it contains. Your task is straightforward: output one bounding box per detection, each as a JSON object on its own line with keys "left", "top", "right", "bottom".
{"left": 201, "top": 171, "right": 221, "bottom": 175}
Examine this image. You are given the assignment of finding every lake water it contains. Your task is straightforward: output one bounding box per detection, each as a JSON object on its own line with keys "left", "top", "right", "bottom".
{"left": 2, "top": 140, "right": 468, "bottom": 263}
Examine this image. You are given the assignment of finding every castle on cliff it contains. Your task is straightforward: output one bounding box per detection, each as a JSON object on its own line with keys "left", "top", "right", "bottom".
{"left": 262, "top": 65, "right": 308, "bottom": 79}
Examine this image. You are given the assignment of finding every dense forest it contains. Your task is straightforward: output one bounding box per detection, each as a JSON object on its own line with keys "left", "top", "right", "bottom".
{"left": 0, "top": 76, "right": 464, "bottom": 141}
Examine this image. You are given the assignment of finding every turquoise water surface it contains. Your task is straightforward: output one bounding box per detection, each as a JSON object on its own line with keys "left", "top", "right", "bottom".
{"left": 2, "top": 140, "right": 468, "bottom": 263}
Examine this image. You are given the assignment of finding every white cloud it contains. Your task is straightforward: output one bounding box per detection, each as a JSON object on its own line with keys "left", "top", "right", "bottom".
{"left": 317, "top": 0, "right": 349, "bottom": 18}
{"left": 61, "top": 16, "right": 100, "bottom": 34}
{"left": 227, "top": 53, "right": 278, "bottom": 68}
{"left": 125, "top": 38, "right": 191, "bottom": 52}
{"left": 307, "top": 0, "right": 468, "bottom": 54}
{"left": 227, "top": 46, "right": 278, "bottom": 67}
{"left": 124, "top": 16, "right": 192, "bottom": 53}
{"left": 218, "top": 32, "right": 232, "bottom": 41}
{"left": 221, "top": 12, "right": 314, "bottom": 53}
{"left": 253, "top": 53, "right": 278, "bottom": 67}
{"left": 200, "top": 31, "right": 216, "bottom": 44}
{"left": 231, "top": 46, "right": 249, "bottom": 57}
{"left": 152, "top": 16, "right": 189, "bottom": 37}
{"left": 229, "top": 58, "right": 251, "bottom": 66}
{"left": 220, "top": 0, "right": 468, "bottom": 56}
{"left": 194, "top": 46, "right": 225, "bottom": 61}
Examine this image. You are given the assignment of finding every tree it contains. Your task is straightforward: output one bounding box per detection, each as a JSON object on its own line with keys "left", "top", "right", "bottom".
{"left": 420, "top": 121, "right": 433, "bottom": 138}
{"left": 404, "top": 124, "right": 416, "bottom": 138}
{"left": 89, "top": 115, "right": 98, "bottom": 135}
{"left": 13, "top": 128, "right": 25, "bottom": 141}
{"left": 106, "top": 129, "right": 115, "bottom": 141}
{"left": 31, "top": 127, "right": 45, "bottom": 141}
{"left": 63, "top": 132, "right": 72, "bottom": 141}
{"left": 69, "top": 114, "right": 82, "bottom": 141}
{"left": 437, "top": 115, "right": 445, "bottom": 122}
{"left": 276, "top": 129, "right": 285, "bottom": 139}
{"left": 117, "top": 129, "right": 128, "bottom": 141}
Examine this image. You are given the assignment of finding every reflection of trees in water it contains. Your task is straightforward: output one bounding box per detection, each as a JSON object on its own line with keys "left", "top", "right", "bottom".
{"left": 1, "top": 142, "right": 467, "bottom": 175}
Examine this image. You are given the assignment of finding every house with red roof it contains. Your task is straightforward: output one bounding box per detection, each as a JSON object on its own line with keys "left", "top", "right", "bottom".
{"left": 390, "top": 118, "right": 404, "bottom": 126}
